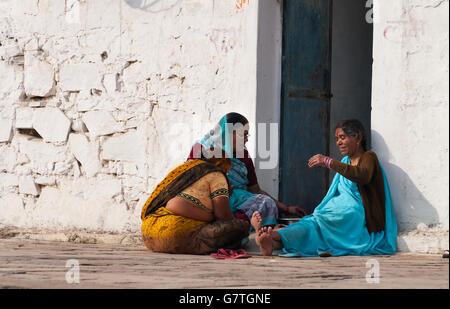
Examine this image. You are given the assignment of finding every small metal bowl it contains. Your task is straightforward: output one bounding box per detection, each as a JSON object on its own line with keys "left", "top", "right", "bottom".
{"left": 278, "top": 217, "right": 302, "bottom": 225}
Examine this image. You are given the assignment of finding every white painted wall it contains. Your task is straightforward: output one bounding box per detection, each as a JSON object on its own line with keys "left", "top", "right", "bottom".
{"left": 0, "top": 0, "right": 259, "bottom": 232}
{"left": 372, "top": 0, "right": 449, "bottom": 252}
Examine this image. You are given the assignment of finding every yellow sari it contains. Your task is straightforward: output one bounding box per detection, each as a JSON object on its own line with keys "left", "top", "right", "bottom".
{"left": 141, "top": 159, "right": 249, "bottom": 254}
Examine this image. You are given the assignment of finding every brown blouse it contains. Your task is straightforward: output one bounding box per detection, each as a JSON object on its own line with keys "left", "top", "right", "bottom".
{"left": 330, "top": 151, "right": 386, "bottom": 233}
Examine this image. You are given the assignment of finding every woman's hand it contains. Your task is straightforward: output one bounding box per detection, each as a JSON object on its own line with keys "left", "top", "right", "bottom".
{"left": 286, "top": 205, "right": 307, "bottom": 217}
{"left": 308, "top": 154, "right": 326, "bottom": 168}
{"left": 212, "top": 196, "right": 235, "bottom": 221}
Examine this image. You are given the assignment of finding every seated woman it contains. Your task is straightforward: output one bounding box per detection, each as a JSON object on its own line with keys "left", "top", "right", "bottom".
{"left": 141, "top": 154, "right": 250, "bottom": 254}
{"left": 187, "top": 112, "right": 306, "bottom": 230}
{"left": 253, "top": 119, "right": 397, "bottom": 257}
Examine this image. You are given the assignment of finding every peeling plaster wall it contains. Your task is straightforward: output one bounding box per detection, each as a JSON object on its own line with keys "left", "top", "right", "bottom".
{"left": 372, "top": 0, "right": 449, "bottom": 253}
{"left": 0, "top": 0, "right": 258, "bottom": 232}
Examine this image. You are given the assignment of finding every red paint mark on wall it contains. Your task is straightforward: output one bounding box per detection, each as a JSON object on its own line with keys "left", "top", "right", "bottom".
{"left": 236, "top": 0, "right": 249, "bottom": 10}
{"left": 383, "top": 20, "right": 425, "bottom": 44}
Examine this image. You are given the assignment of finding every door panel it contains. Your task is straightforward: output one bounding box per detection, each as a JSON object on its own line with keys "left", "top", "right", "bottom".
{"left": 280, "top": 0, "right": 332, "bottom": 213}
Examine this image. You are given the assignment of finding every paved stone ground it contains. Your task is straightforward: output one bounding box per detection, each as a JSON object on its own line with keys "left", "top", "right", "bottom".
{"left": 0, "top": 238, "right": 448, "bottom": 289}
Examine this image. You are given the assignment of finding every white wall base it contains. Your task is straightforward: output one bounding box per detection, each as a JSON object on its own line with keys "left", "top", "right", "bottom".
{"left": 397, "top": 229, "right": 449, "bottom": 254}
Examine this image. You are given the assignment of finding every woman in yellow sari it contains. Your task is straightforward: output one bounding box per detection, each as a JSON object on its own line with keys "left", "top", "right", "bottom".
{"left": 141, "top": 155, "right": 250, "bottom": 254}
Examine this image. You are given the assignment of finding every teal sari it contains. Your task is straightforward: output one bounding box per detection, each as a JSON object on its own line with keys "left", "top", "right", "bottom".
{"left": 227, "top": 158, "right": 278, "bottom": 227}
{"left": 278, "top": 156, "right": 397, "bottom": 257}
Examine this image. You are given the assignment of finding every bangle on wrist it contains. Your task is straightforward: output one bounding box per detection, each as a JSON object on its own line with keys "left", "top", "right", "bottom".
{"left": 323, "top": 156, "right": 333, "bottom": 169}
{"left": 327, "top": 157, "right": 333, "bottom": 169}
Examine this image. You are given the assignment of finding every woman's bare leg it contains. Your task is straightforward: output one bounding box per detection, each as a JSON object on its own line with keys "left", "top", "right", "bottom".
{"left": 271, "top": 231, "right": 283, "bottom": 250}
{"left": 272, "top": 230, "right": 282, "bottom": 242}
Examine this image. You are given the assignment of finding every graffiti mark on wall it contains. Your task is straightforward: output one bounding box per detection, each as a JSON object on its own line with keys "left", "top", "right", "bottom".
{"left": 236, "top": 0, "right": 250, "bottom": 10}
{"left": 124, "top": 0, "right": 183, "bottom": 13}
{"left": 65, "top": 0, "right": 81, "bottom": 24}
{"left": 383, "top": 20, "right": 424, "bottom": 43}
{"left": 209, "top": 28, "right": 242, "bottom": 53}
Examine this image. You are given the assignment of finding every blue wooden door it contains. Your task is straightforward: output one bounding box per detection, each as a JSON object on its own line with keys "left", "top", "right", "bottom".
{"left": 279, "top": 0, "right": 332, "bottom": 213}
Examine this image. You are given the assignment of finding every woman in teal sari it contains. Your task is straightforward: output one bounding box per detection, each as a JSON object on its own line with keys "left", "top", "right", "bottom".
{"left": 254, "top": 119, "right": 397, "bottom": 257}
{"left": 188, "top": 113, "right": 306, "bottom": 229}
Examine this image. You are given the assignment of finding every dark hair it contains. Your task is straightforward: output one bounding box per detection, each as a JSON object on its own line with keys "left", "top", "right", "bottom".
{"left": 225, "top": 112, "right": 249, "bottom": 126}
{"left": 335, "top": 119, "right": 367, "bottom": 150}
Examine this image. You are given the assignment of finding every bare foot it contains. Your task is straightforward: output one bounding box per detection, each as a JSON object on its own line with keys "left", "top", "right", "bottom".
{"left": 256, "top": 227, "right": 273, "bottom": 256}
{"left": 251, "top": 211, "right": 263, "bottom": 232}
